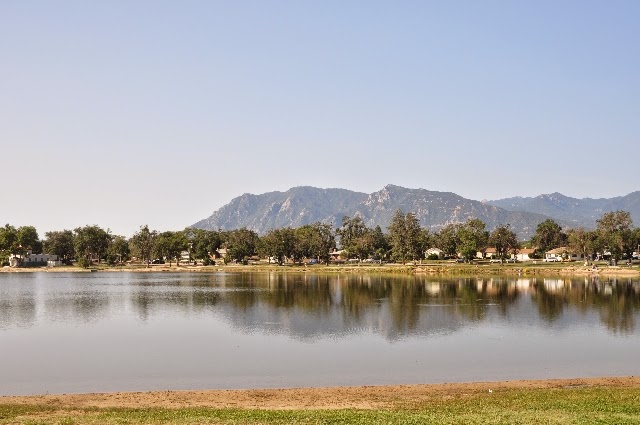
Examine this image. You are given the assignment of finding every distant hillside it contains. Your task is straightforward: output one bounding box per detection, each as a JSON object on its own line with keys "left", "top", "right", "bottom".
{"left": 488, "top": 192, "right": 640, "bottom": 229}
{"left": 192, "top": 185, "right": 560, "bottom": 239}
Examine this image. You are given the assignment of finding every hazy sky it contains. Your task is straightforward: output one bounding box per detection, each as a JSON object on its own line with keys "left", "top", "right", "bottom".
{"left": 2, "top": 1, "right": 639, "bottom": 237}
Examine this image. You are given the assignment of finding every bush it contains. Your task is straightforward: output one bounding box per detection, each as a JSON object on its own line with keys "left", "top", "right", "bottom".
{"left": 427, "top": 254, "right": 440, "bottom": 260}
{"left": 77, "top": 257, "right": 92, "bottom": 268}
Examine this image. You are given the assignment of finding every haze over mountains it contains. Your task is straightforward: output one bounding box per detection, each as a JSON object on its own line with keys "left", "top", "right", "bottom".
{"left": 192, "top": 185, "right": 640, "bottom": 239}
{"left": 487, "top": 192, "right": 640, "bottom": 229}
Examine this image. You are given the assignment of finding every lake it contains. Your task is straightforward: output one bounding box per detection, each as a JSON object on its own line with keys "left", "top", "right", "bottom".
{"left": 1, "top": 272, "right": 639, "bottom": 395}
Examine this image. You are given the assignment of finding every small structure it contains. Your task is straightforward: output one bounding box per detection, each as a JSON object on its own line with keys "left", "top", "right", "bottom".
{"left": 514, "top": 248, "right": 536, "bottom": 262}
{"left": 477, "top": 247, "right": 498, "bottom": 259}
{"left": 329, "top": 249, "right": 345, "bottom": 261}
{"left": 180, "top": 250, "right": 190, "bottom": 263}
{"left": 9, "top": 250, "right": 61, "bottom": 267}
{"left": 545, "top": 247, "right": 583, "bottom": 262}
{"left": 214, "top": 248, "right": 228, "bottom": 259}
{"left": 425, "top": 247, "right": 445, "bottom": 259}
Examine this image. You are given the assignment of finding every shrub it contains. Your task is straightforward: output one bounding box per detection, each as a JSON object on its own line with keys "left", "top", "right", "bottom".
{"left": 77, "top": 257, "right": 92, "bottom": 268}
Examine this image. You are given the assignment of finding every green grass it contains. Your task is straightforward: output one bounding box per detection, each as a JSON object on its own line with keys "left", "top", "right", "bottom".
{"left": 3, "top": 387, "right": 640, "bottom": 424}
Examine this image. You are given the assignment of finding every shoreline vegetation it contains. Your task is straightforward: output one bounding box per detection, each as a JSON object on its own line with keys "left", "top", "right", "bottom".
{"left": 2, "top": 261, "right": 639, "bottom": 277}
{"left": 3, "top": 211, "right": 640, "bottom": 277}
{"left": 1, "top": 377, "right": 639, "bottom": 424}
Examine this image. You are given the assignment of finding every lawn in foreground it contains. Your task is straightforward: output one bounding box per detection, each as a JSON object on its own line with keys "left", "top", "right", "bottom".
{"left": 2, "top": 387, "right": 639, "bottom": 425}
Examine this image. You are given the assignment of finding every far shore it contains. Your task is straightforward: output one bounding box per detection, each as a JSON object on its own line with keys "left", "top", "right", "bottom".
{"left": 1, "top": 261, "right": 639, "bottom": 277}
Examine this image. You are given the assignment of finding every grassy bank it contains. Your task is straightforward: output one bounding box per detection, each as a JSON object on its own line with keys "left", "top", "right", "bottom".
{"left": 2, "top": 384, "right": 639, "bottom": 424}
{"left": 3, "top": 260, "right": 639, "bottom": 278}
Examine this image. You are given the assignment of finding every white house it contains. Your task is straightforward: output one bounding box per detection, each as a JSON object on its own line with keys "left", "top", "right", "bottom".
{"left": 477, "top": 247, "right": 498, "bottom": 259}
{"left": 9, "top": 250, "right": 60, "bottom": 267}
{"left": 425, "top": 247, "right": 445, "bottom": 259}
{"left": 514, "top": 248, "right": 536, "bottom": 262}
{"left": 545, "top": 247, "right": 583, "bottom": 262}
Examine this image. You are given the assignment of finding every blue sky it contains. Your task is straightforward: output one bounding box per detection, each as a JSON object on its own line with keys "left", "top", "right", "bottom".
{"left": 2, "top": 1, "right": 639, "bottom": 236}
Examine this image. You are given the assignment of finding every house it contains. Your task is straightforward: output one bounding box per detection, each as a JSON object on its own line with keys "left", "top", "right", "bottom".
{"left": 329, "top": 249, "right": 345, "bottom": 261}
{"left": 8, "top": 250, "right": 61, "bottom": 267}
{"left": 477, "top": 247, "right": 497, "bottom": 259}
{"left": 214, "top": 248, "right": 228, "bottom": 259}
{"left": 180, "top": 250, "right": 190, "bottom": 263}
{"left": 425, "top": 247, "right": 444, "bottom": 259}
{"left": 545, "top": 247, "right": 583, "bottom": 262}
{"left": 514, "top": 248, "right": 536, "bottom": 262}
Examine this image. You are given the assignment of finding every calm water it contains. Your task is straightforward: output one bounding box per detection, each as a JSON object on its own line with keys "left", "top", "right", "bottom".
{"left": 1, "top": 272, "right": 639, "bottom": 395}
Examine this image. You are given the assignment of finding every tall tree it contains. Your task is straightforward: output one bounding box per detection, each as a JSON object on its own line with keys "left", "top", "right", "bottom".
{"left": 16, "top": 226, "right": 42, "bottom": 254}
{"left": 435, "top": 224, "right": 461, "bottom": 258}
{"left": 388, "top": 210, "right": 422, "bottom": 264}
{"left": 187, "top": 228, "right": 221, "bottom": 265}
{"left": 531, "top": 219, "right": 567, "bottom": 253}
{"left": 0, "top": 224, "right": 18, "bottom": 255}
{"left": 43, "top": 230, "right": 75, "bottom": 264}
{"left": 596, "top": 210, "right": 634, "bottom": 262}
{"left": 295, "top": 222, "right": 336, "bottom": 264}
{"left": 489, "top": 224, "right": 519, "bottom": 263}
{"left": 567, "top": 228, "right": 596, "bottom": 261}
{"left": 371, "top": 225, "right": 390, "bottom": 261}
{"left": 108, "top": 235, "right": 130, "bottom": 265}
{"left": 336, "top": 216, "right": 368, "bottom": 259}
{"left": 74, "top": 225, "right": 112, "bottom": 264}
{"left": 154, "top": 231, "right": 189, "bottom": 266}
{"left": 224, "top": 228, "right": 259, "bottom": 263}
{"left": 458, "top": 219, "right": 489, "bottom": 262}
{"left": 259, "top": 228, "right": 297, "bottom": 265}
{"left": 129, "top": 225, "right": 157, "bottom": 267}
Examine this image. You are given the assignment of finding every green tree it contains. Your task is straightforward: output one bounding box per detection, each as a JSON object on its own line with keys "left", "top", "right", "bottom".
{"left": 435, "top": 224, "right": 461, "bottom": 258}
{"left": 74, "top": 225, "right": 112, "bottom": 265}
{"left": 259, "top": 228, "right": 296, "bottom": 265}
{"left": 489, "top": 224, "right": 519, "bottom": 263}
{"left": 371, "top": 225, "right": 390, "bottom": 261}
{"left": 388, "top": 210, "right": 422, "bottom": 264}
{"left": 596, "top": 210, "right": 634, "bottom": 262}
{"left": 43, "top": 230, "right": 75, "bottom": 264}
{"left": 336, "top": 216, "right": 368, "bottom": 259}
{"left": 16, "top": 226, "right": 42, "bottom": 254}
{"left": 295, "top": 222, "right": 336, "bottom": 264}
{"left": 129, "top": 225, "right": 158, "bottom": 267}
{"left": 458, "top": 219, "right": 489, "bottom": 262}
{"left": 531, "top": 219, "right": 567, "bottom": 253}
{"left": 186, "top": 228, "right": 221, "bottom": 265}
{"left": 0, "top": 224, "right": 18, "bottom": 264}
{"left": 107, "top": 235, "right": 130, "bottom": 265}
{"left": 567, "top": 228, "right": 596, "bottom": 261}
{"left": 154, "top": 231, "right": 189, "bottom": 266}
{"left": 224, "top": 228, "right": 259, "bottom": 263}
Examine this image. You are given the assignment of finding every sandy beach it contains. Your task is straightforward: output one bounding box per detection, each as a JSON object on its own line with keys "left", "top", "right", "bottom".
{"left": 2, "top": 377, "right": 638, "bottom": 410}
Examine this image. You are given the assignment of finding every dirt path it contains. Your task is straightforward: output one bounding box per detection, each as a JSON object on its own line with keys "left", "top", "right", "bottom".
{"left": 2, "top": 377, "right": 638, "bottom": 410}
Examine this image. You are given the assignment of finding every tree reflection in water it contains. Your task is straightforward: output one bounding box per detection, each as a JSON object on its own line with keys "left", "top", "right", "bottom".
{"left": 0, "top": 273, "right": 638, "bottom": 338}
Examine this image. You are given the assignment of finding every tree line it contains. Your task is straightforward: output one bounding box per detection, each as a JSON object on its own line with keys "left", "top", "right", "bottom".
{"left": 1, "top": 210, "right": 638, "bottom": 267}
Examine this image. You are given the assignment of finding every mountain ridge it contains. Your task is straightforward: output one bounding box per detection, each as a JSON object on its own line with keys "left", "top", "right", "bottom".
{"left": 487, "top": 191, "right": 640, "bottom": 228}
{"left": 192, "top": 184, "right": 578, "bottom": 238}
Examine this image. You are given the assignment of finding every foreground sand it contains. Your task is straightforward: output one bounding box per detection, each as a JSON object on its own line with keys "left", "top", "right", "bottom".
{"left": 2, "top": 377, "right": 638, "bottom": 410}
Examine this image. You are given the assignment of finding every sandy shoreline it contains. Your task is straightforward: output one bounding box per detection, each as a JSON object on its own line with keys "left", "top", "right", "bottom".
{"left": 1, "top": 377, "right": 638, "bottom": 410}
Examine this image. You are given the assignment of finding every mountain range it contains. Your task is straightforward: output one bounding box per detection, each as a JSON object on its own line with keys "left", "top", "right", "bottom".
{"left": 487, "top": 192, "right": 640, "bottom": 229}
{"left": 192, "top": 185, "right": 640, "bottom": 239}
